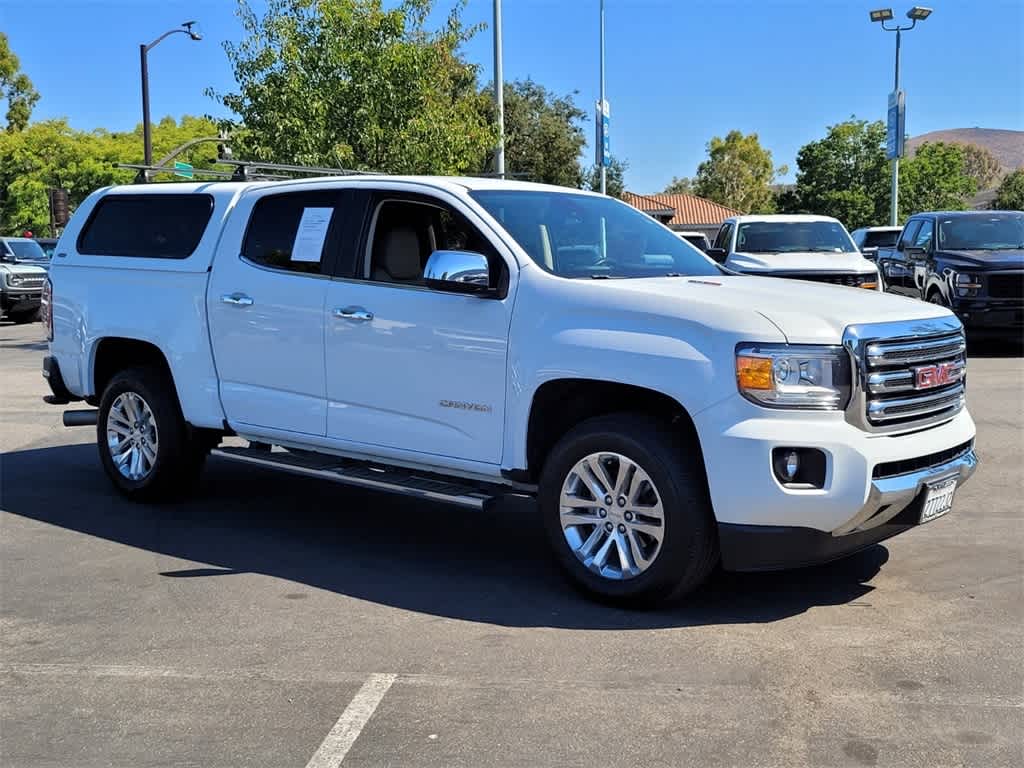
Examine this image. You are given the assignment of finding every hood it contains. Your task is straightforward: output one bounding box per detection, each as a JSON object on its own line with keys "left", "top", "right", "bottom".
{"left": 613, "top": 274, "right": 952, "bottom": 344}
{"left": 727, "top": 250, "right": 877, "bottom": 274}
{"left": 937, "top": 248, "right": 1024, "bottom": 270}
{"left": 0, "top": 262, "right": 48, "bottom": 277}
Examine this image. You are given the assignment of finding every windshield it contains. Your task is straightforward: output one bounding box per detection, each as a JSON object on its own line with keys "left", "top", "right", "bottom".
{"left": 469, "top": 190, "right": 720, "bottom": 279}
{"left": 862, "top": 230, "right": 900, "bottom": 248}
{"left": 736, "top": 221, "right": 857, "bottom": 254}
{"left": 6, "top": 239, "right": 49, "bottom": 261}
{"left": 938, "top": 213, "right": 1024, "bottom": 251}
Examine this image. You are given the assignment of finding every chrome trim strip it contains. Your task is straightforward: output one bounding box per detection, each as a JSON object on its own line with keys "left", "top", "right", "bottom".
{"left": 832, "top": 449, "right": 978, "bottom": 536}
{"left": 867, "top": 385, "right": 965, "bottom": 422}
{"left": 866, "top": 335, "right": 965, "bottom": 366}
{"left": 866, "top": 370, "right": 915, "bottom": 393}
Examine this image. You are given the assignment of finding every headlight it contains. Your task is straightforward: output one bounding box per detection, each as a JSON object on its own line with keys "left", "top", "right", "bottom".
{"left": 736, "top": 344, "right": 852, "bottom": 410}
{"left": 7, "top": 273, "right": 22, "bottom": 286}
{"left": 954, "top": 272, "right": 981, "bottom": 297}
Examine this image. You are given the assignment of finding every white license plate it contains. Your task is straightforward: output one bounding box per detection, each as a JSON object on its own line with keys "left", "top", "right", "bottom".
{"left": 920, "top": 478, "right": 957, "bottom": 524}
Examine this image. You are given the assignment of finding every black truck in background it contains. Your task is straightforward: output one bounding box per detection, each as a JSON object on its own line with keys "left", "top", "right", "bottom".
{"left": 875, "top": 210, "right": 1024, "bottom": 337}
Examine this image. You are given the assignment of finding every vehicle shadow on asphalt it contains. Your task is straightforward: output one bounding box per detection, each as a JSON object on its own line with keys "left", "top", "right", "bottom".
{"left": 2, "top": 443, "right": 886, "bottom": 630}
{"left": 966, "top": 337, "right": 1024, "bottom": 358}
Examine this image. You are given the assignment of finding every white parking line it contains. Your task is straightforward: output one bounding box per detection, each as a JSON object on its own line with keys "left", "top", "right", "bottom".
{"left": 304, "top": 672, "right": 397, "bottom": 768}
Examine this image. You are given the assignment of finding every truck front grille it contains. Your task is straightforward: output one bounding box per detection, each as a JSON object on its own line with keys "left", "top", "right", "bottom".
{"left": 774, "top": 271, "right": 876, "bottom": 288}
{"left": 843, "top": 318, "right": 967, "bottom": 433}
{"left": 987, "top": 272, "right": 1024, "bottom": 300}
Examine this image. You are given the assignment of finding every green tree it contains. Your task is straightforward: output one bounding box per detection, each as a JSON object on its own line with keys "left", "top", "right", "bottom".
{"left": 0, "top": 116, "right": 218, "bottom": 235}
{"left": 584, "top": 156, "right": 628, "bottom": 199}
{"left": 693, "top": 130, "right": 783, "bottom": 214}
{"left": 482, "top": 79, "right": 585, "bottom": 187}
{"left": 991, "top": 168, "right": 1024, "bottom": 211}
{"left": 960, "top": 143, "right": 1003, "bottom": 190}
{"left": 0, "top": 33, "right": 39, "bottom": 131}
{"left": 899, "top": 142, "right": 976, "bottom": 218}
{"left": 212, "top": 0, "right": 494, "bottom": 174}
{"left": 662, "top": 176, "right": 693, "bottom": 194}
{"left": 790, "top": 119, "right": 889, "bottom": 228}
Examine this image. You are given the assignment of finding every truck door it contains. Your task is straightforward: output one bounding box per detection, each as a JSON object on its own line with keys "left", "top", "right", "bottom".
{"left": 883, "top": 220, "right": 920, "bottom": 296}
{"left": 322, "top": 189, "right": 513, "bottom": 464}
{"left": 207, "top": 187, "right": 347, "bottom": 436}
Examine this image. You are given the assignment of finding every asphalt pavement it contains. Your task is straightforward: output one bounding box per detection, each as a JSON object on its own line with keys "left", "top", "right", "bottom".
{"left": 1, "top": 320, "right": 1021, "bottom": 768}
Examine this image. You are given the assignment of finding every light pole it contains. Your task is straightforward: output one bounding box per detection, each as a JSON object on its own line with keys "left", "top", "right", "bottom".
{"left": 140, "top": 21, "right": 202, "bottom": 168}
{"left": 599, "top": 0, "right": 606, "bottom": 195}
{"left": 493, "top": 0, "right": 505, "bottom": 179}
{"left": 870, "top": 6, "right": 932, "bottom": 226}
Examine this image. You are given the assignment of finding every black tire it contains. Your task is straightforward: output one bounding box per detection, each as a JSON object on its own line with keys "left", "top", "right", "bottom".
{"left": 10, "top": 308, "right": 40, "bottom": 324}
{"left": 539, "top": 413, "right": 719, "bottom": 606}
{"left": 97, "top": 366, "right": 205, "bottom": 501}
{"left": 928, "top": 291, "right": 948, "bottom": 307}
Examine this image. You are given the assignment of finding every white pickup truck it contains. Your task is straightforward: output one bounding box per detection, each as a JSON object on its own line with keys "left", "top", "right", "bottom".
{"left": 42, "top": 176, "right": 977, "bottom": 605}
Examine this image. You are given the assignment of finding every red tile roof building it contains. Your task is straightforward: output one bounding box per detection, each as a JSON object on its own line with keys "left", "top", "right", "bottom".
{"left": 623, "top": 191, "right": 740, "bottom": 237}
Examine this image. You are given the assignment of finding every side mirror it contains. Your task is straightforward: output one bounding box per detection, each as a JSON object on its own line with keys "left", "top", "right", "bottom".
{"left": 423, "top": 250, "right": 493, "bottom": 296}
{"left": 706, "top": 247, "right": 728, "bottom": 264}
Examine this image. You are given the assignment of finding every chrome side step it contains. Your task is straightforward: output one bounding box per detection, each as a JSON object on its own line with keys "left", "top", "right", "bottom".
{"left": 211, "top": 446, "right": 498, "bottom": 510}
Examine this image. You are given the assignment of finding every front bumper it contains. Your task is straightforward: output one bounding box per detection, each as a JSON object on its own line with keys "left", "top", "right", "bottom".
{"left": 1, "top": 287, "right": 42, "bottom": 314}
{"left": 952, "top": 298, "right": 1024, "bottom": 332}
{"left": 719, "top": 444, "right": 977, "bottom": 571}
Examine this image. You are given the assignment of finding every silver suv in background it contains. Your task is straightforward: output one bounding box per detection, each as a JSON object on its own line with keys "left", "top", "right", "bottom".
{"left": 851, "top": 225, "right": 903, "bottom": 262}
{"left": 1, "top": 237, "right": 49, "bottom": 323}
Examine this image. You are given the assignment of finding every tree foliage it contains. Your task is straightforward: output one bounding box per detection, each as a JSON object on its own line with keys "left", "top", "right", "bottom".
{"left": 212, "top": 0, "right": 495, "bottom": 174}
{"left": 693, "top": 131, "right": 783, "bottom": 214}
{"left": 0, "top": 116, "right": 218, "bottom": 235}
{"left": 899, "top": 142, "right": 977, "bottom": 216}
{"left": 584, "top": 156, "right": 628, "bottom": 199}
{"left": 960, "top": 143, "right": 1003, "bottom": 190}
{"left": 663, "top": 176, "right": 693, "bottom": 194}
{"left": 991, "top": 168, "right": 1024, "bottom": 211}
{"left": 483, "top": 78, "right": 585, "bottom": 187}
{"left": 0, "top": 33, "right": 39, "bottom": 132}
{"left": 785, "top": 119, "right": 889, "bottom": 228}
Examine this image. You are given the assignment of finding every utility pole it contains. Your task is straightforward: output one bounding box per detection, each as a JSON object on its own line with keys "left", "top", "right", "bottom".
{"left": 599, "top": 0, "right": 606, "bottom": 195}
{"left": 890, "top": 27, "right": 902, "bottom": 227}
{"left": 493, "top": 0, "right": 505, "bottom": 179}
{"left": 139, "top": 22, "right": 202, "bottom": 171}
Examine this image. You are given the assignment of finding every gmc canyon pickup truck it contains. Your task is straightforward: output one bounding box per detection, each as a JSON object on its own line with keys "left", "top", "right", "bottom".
{"left": 876, "top": 210, "right": 1024, "bottom": 337}
{"left": 43, "top": 177, "right": 978, "bottom": 604}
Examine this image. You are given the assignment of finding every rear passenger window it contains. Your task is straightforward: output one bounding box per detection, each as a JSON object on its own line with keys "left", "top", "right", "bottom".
{"left": 78, "top": 194, "right": 213, "bottom": 258}
{"left": 242, "top": 191, "right": 340, "bottom": 276}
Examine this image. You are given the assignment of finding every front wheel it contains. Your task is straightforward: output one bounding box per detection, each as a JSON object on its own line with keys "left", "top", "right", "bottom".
{"left": 97, "top": 367, "right": 205, "bottom": 501}
{"left": 539, "top": 413, "right": 719, "bottom": 606}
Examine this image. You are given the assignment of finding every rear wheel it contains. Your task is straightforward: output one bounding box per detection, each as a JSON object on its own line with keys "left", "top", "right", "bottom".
{"left": 97, "top": 367, "right": 206, "bottom": 501}
{"left": 539, "top": 413, "right": 718, "bottom": 606}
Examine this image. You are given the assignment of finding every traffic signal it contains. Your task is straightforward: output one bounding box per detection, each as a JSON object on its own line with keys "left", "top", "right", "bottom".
{"left": 49, "top": 188, "right": 70, "bottom": 227}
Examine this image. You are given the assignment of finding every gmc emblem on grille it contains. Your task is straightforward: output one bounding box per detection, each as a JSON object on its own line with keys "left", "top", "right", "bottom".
{"left": 914, "top": 362, "right": 959, "bottom": 390}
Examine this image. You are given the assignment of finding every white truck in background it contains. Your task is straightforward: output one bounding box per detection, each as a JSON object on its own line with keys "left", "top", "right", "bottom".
{"left": 42, "top": 174, "right": 977, "bottom": 605}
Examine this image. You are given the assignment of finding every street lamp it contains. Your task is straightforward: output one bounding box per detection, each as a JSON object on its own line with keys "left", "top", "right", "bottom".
{"left": 869, "top": 7, "right": 932, "bottom": 225}
{"left": 140, "top": 21, "right": 202, "bottom": 169}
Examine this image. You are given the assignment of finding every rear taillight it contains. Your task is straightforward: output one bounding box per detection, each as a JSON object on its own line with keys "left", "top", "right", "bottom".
{"left": 42, "top": 276, "right": 53, "bottom": 341}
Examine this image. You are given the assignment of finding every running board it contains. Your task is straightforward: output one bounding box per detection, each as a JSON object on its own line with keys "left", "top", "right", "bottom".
{"left": 211, "top": 446, "right": 499, "bottom": 510}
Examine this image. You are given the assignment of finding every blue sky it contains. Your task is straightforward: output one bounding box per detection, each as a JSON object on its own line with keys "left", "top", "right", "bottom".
{"left": 2, "top": 0, "right": 1021, "bottom": 192}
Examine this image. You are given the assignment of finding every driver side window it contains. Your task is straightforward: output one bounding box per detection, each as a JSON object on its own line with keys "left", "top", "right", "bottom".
{"left": 899, "top": 220, "right": 921, "bottom": 251}
{"left": 912, "top": 220, "right": 934, "bottom": 251}
{"left": 363, "top": 196, "right": 502, "bottom": 289}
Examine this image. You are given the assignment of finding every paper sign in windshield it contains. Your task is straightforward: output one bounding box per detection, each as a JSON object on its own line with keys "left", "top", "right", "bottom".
{"left": 291, "top": 207, "right": 334, "bottom": 262}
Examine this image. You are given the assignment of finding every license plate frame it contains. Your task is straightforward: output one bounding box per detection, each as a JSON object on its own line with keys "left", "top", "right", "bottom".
{"left": 920, "top": 477, "right": 957, "bottom": 524}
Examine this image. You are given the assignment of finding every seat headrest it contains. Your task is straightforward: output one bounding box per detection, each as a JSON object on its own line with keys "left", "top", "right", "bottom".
{"left": 381, "top": 227, "right": 422, "bottom": 280}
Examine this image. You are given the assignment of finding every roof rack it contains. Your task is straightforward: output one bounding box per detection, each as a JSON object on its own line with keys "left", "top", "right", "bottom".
{"left": 116, "top": 158, "right": 378, "bottom": 184}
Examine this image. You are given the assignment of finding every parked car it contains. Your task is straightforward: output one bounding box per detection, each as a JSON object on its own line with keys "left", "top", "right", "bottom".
{"left": 707, "top": 215, "right": 880, "bottom": 289}
{"left": 675, "top": 231, "right": 710, "bottom": 251}
{"left": 34, "top": 237, "right": 59, "bottom": 259}
{"left": 0, "top": 238, "right": 48, "bottom": 323}
{"left": 850, "top": 226, "right": 902, "bottom": 262}
{"left": 2, "top": 236, "right": 51, "bottom": 270}
{"left": 43, "top": 176, "right": 976, "bottom": 605}
{"left": 875, "top": 210, "right": 1024, "bottom": 336}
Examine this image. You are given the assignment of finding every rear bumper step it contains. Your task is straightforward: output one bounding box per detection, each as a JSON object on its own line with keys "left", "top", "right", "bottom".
{"left": 211, "top": 446, "right": 502, "bottom": 510}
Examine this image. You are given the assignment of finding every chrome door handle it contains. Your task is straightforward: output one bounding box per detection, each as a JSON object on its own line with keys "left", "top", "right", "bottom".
{"left": 333, "top": 306, "right": 373, "bottom": 322}
{"left": 221, "top": 293, "right": 254, "bottom": 307}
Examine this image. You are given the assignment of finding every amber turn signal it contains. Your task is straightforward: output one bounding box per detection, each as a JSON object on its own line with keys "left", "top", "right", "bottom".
{"left": 736, "top": 356, "right": 773, "bottom": 391}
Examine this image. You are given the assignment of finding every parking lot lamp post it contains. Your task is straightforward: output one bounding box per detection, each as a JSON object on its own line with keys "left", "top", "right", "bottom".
{"left": 140, "top": 21, "right": 202, "bottom": 168}
{"left": 870, "top": 7, "right": 932, "bottom": 226}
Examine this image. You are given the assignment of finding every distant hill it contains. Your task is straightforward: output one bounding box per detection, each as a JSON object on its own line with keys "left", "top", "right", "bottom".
{"left": 906, "top": 128, "right": 1024, "bottom": 172}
